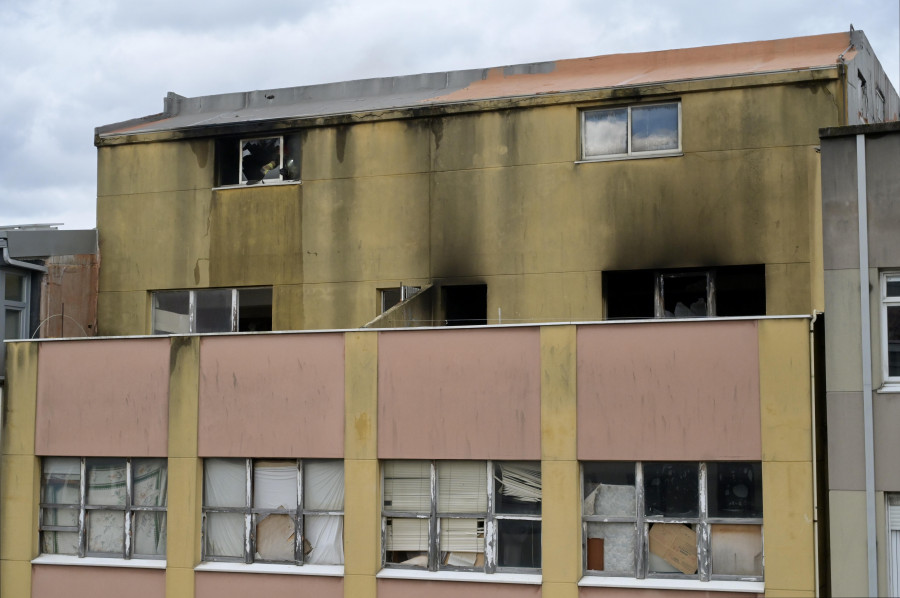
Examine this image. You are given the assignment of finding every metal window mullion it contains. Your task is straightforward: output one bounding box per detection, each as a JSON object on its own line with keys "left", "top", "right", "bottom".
{"left": 124, "top": 459, "right": 133, "bottom": 560}
{"left": 296, "top": 459, "right": 303, "bottom": 564}
{"left": 635, "top": 462, "right": 645, "bottom": 579}
{"left": 485, "top": 460, "right": 496, "bottom": 573}
{"left": 626, "top": 106, "right": 633, "bottom": 156}
{"left": 654, "top": 273, "right": 664, "bottom": 317}
{"left": 245, "top": 459, "right": 253, "bottom": 564}
{"left": 707, "top": 271, "right": 717, "bottom": 317}
{"left": 231, "top": 289, "right": 239, "bottom": 332}
{"left": 698, "top": 462, "right": 710, "bottom": 581}
{"left": 188, "top": 291, "right": 197, "bottom": 333}
{"left": 428, "top": 460, "right": 438, "bottom": 571}
{"left": 78, "top": 458, "right": 87, "bottom": 558}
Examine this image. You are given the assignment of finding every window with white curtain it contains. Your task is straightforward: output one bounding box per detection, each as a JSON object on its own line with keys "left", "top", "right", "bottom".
{"left": 382, "top": 460, "right": 542, "bottom": 572}
{"left": 202, "top": 459, "right": 344, "bottom": 565}
{"left": 40, "top": 457, "right": 168, "bottom": 559}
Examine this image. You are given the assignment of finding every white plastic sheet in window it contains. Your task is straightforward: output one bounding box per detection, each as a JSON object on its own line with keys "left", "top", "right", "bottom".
{"left": 205, "top": 459, "right": 246, "bottom": 507}
{"left": 305, "top": 515, "right": 344, "bottom": 565}
{"left": 304, "top": 461, "right": 344, "bottom": 510}
{"left": 438, "top": 462, "right": 486, "bottom": 513}
{"left": 497, "top": 463, "right": 542, "bottom": 502}
{"left": 133, "top": 459, "right": 167, "bottom": 555}
{"left": 253, "top": 461, "right": 298, "bottom": 510}
{"left": 384, "top": 461, "right": 430, "bottom": 512}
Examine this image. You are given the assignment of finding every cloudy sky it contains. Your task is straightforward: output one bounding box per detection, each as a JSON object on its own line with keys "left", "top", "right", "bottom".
{"left": 1, "top": 0, "right": 898, "bottom": 230}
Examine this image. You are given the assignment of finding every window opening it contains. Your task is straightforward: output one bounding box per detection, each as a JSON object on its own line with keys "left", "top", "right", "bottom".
{"left": 876, "top": 88, "right": 886, "bottom": 123}
{"left": 152, "top": 287, "right": 272, "bottom": 334}
{"left": 380, "top": 286, "right": 422, "bottom": 314}
{"left": 858, "top": 71, "right": 869, "bottom": 119}
{"left": 1, "top": 270, "right": 29, "bottom": 341}
{"left": 582, "top": 102, "right": 681, "bottom": 161}
{"left": 443, "top": 284, "right": 487, "bottom": 326}
{"left": 216, "top": 134, "right": 301, "bottom": 187}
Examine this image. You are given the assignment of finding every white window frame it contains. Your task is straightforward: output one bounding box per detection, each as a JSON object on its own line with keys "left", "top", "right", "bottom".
{"left": 151, "top": 287, "right": 271, "bottom": 334}
{"left": 240, "top": 136, "right": 284, "bottom": 185}
{"left": 655, "top": 270, "right": 715, "bottom": 318}
{"left": 882, "top": 272, "right": 900, "bottom": 386}
{"left": 582, "top": 461, "right": 763, "bottom": 583}
{"left": 382, "top": 460, "right": 542, "bottom": 574}
{"left": 580, "top": 101, "right": 682, "bottom": 162}
{"left": 39, "top": 457, "right": 167, "bottom": 561}
{"left": 201, "top": 458, "right": 344, "bottom": 566}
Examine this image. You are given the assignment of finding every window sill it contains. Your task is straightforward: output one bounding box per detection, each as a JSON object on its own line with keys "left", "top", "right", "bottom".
{"left": 877, "top": 384, "right": 900, "bottom": 394}
{"left": 578, "top": 576, "right": 764, "bottom": 593}
{"left": 376, "top": 568, "right": 541, "bottom": 585}
{"left": 575, "top": 152, "right": 683, "bottom": 164}
{"left": 194, "top": 562, "right": 343, "bottom": 577}
{"left": 31, "top": 555, "right": 166, "bottom": 569}
{"left": 213, "top": 180, "right": 301, "bottom": 191}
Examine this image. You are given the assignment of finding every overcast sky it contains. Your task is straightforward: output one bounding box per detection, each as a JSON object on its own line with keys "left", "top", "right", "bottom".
{"left": 1, "top": 0, "right": 898, "bottom": 230}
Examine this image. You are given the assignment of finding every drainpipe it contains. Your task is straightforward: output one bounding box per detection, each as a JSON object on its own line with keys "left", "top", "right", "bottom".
{"left": 855, "top": 133, "right": 878, "bottom": 597}
{"left": 0, "top": 243, "right": 49, "bottom": 273}
{"left": 810, "top": 311, "right": 821, "bottom": 598}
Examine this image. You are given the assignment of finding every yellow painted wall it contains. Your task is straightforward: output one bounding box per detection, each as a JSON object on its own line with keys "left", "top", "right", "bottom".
{"left": 96, "top": 76, "right": 843, "bottom": 335}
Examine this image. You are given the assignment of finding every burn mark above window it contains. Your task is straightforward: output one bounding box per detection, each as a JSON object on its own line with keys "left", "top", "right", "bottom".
{"left": 215, "top": 133, "right": 301, "bottom": 187}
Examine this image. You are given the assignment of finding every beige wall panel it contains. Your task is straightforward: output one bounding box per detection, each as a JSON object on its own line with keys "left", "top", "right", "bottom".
{"left": 98, "top": 189, "right": 211, "bottom": 293}
{"left": 345, "top": 332, "right": 378, "bottom": 461}
{"left": 765, "top": 262, "right": 812, "bottom": 316}
{"left": 97, "top": 140, "right": 214, "bottom": 196}
{"left": 300, "top": 174, "right": 431, "bottom": 285}
{"left": 166, "top": 567, "right": 195, "bottom": 598}
{"left": 343, "top": 459, "right": 381, "bottom": 577}
{"left": 169, "top": 337, "right": 200, "bottom": 459}
{"left": 208, "top": 184, "right": 303, "bottom": 287}
{"left": 167, "top": 458, "right": 201, "bottom": 569}
{"left": 484, "top": 270, "right": 605, "bottom": 325}
{"left": 826, "top": 392, "right": 865, "bottom": 490}
{"left": 874, "top": 394, "right": 900, "bottom": 490}
{"left": 35, "top": 339, "right": 170, "bottom": 456}
{"left": 97, "top": 290, "right": 150, "bottom": 336}
{"left": 376, "top": 579, "right": 540, "bottom": 598}
{"left": 542, "top": 461, "right": 581, "bottom": 585}
{"left": 195, "top": 571, "right": 342, "bottom": 597}
{"left": 304, "top": 120, "right": 432, "bottom": 180}
{"left": 824, "top": 268, "right": 863, "bottom": 393}
{"left": 198, "top": 334, "right": 344, "bottom": 457}
{"left": 378, "top": 328, "right": 541, "bottom": 459}
{"left": 762, "top": 461, "right": 815, "bottom": 594}
{"left": 579, "top": 588, "right": 759, "bottom": 597}
{"left": 4, "top": 342, "right": 38, "bottom": 456}
{"left": 1, "top": 560, "right": 32, "bottom": 598}
{"left": 827, "top": 490, "right": 868, "bottom": 597}
{"left": 277, "top": 282, "right": 383, "bottom": 331}
{"left": 541, "top": 325, "right": 578, "bottom": 461}
{"left": 577, "top": 321, "right": 761, "bottom": 461}
{"left": 32, "top": 565, "right": 166, "bottom": 598}
{"left": 0, "top": 455, "right": 39, "bottom": 561}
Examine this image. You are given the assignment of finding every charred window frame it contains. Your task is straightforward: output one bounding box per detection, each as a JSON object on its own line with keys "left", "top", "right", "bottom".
{"left": 582, "top": 462, "right": 763, "bottom": 582}
{"left": 215, "top": 134, "right": 301, "bottom": 187}
{"left": 39, "top": 457, "right": 168, "bottom": 560}
{"left": 581, "top": 102, "right": 682, "bottom": 161}
{"left": 380, "top": 286, "right": 421, "bottom": 314}
{"left": 201, "top": 459, "right": 344, "bottom": 566}
{"left": 382, "top": 460, "right": 542, "bottom": 573}
{"left": 882, "top": 273, "right": 900, "bottom": 384}
{"left": 151, "top": 287, "right": 272, "bottom": 334}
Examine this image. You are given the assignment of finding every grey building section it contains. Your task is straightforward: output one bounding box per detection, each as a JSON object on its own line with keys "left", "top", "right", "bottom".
{"left": 820, "top": 121, "right": 900, "bottom": 596}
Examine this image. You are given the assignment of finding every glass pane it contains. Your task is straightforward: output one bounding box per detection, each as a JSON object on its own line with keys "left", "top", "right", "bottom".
{"left": 708, "top": 462, "right": 762, "bottom": 518}
{"left": 237, "top": 287, "right": 272, "bottom": 332}
{"left": 648, "top": 522, "right": 697, "bottom": 575}
{"left": 86, "top": 510, "right": 124, "bottom": 554}
{"left": 644, "top": 462, "right": 699, "bottom": 517}
{"left": 42, "top": 530, "right": 78, "bottom": 555}
{"left": 662, "top": 273, "right": 709, "bottom": 317}
{"left": 495, "top": 462, "right": 541, "bottom": 515}
{"left": 134, "top": 512, "right": 167, "bottom": 556}
{"left": 42, "top": 457, "right": 80, "bottom": 504}
{"left": 4, "top": 309, "right": 22, "bottom": 340}
{"left": 43, "top": 506, "right": 78, "bottom": 528}
{"left": 385, "top": 517, "right": 428, "bottom": 567}
{"left": 586, "top": 522, "right": 635, "bottom": 574}
{"left": 583, "top": 462, "right": 636, "bottom": 518}
{"left": 86, "top": 458, "right": 127, "bottom": 506}
{"left": 5, "top": 272, "right": 25, "bottom": 301}
{"left": 195, "top": 289, "right": 233, "bottom": 333}
{"left": 583, "top": 108, "right": 627, "bottom": 157}
{"left": 304, "top": 461, "right": 344, "bottom": 511}
{"left": 255, "top": 513, "right": 295, "bottom": 561}
{"left": 886, "top": 278, "right": 900, "bottom": 297}
{"left": 381, "top": 288, "right": 402, "bottom": 313}
{"left": 711, "top": 524, "right": 763, "bottom": 576}
{"left": 282, "top": 134, "right": 301, "bottom": 180}
{"left": 152, "top": 291, "right": 190, "bottom": 334}
{"left": 438, "top": 461, "right": 486, "bottom": 513}
{"left": 204, "top": 458, "right": 247, "bottom": 508}
{"left": 133, "top": 459, "right": 167, "bottom": 507}
{"left": 206, "top": 511, "right": 244, "bottom": 558}
{"left": 497, "top": 519, "right": 541, "bottom": 568}
{"left": 888, "top": 305, "right": 900, "bottom": 377}
{"left": 383, "top": 461, "right": 431, "bottom": 513}
{"left": 241, "top": 137, "right": 282, "bottom": 184}
{"left": 253, "top": 460, "right": 298, "bottom": 510}
{"left": 439, "top": 517, "right": 483, "bottom": 559}
{"left": 305, "top": 514, "right": 344, "bottom": 565}
{"left": 631, "top": 104, "right": 679, "bottom": 152}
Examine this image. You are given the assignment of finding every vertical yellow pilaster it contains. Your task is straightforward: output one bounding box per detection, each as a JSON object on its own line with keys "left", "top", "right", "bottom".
{"left": 344, "top": 331, "right": 379, "bottom": 598}
{"left": 540, "top": 325, "right": 580, "bottom": 598}
{"left": 166, "top": 336, "right": 202, "bottom": 598}
{"left": 1, "top": 341, "right": 40, "bottom": 598}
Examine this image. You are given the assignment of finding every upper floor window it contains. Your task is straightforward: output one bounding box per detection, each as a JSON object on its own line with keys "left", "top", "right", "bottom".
{"left": 883, "top": 273, "right": 900, "bottom": 384}
{"left": 383, "top": 460, "right": 542, "bottom": 572}
{"left": 40, "top": 457, "right": 167, "bottom": 559}
{"left": 202, "top": 458, "right": 344, "bottom": 565}
{"left": 2, "top": 269, "right": 28, "bottom": 341}
{"left": 582, "top": 461, "right": 762, "bottom": 581}
{"left": 215, "top": 133, "right": 301, "bottom": 187}
{"left": 152, "top": 287, "right": 272, "bottom": 334}
{"left": 582, "top": 102, "right": 681, "bottom": 161}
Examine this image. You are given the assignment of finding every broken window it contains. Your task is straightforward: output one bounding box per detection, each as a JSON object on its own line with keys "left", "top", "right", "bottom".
{"left": 604, "top": 265, "right": 765, "bottom": 320}
{"left": 40, "top": 457, "right": 167, "bottom": 560}
{"left": 582, "top": 461, "right": 762, "bottom": 581}
{"left": 582, "top": 102, "right": 681, "bottom": 161}
{"left": 202, "top": 459, "right": 344, "bottom": 565}
{"left": 151, "top": 287, "right": 272, "bottom": 334}
{"left": 882, "top": 273, "right": 900, "bottom": 384}
{"left": 380, "top": 286, "right": 422, "bottom": 314}
{"left": 383, "top": 460, "right": 541, "bottom": 572}
{"left": 876, "top": 88, "right": 886, "bottom": 123}
{"left": 443, "top": 284, "right": 487, "bottom": 326}
{"left": 215, "top": 134, "right": 301, "bottom": 187}
{"left": 858, "top": 71, "right": 869, "bottom": 120}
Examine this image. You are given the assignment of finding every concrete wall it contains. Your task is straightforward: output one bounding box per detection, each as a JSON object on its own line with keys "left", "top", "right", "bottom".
{"left": 96, "top": 74, "right": 844, "bottom": 336}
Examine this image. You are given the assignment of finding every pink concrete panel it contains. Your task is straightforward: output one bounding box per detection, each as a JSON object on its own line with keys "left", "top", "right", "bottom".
{"left": 32, "top": 565, "right": 165, "bottom": 598}
{"left": 580, "top": 587, "right": 758, "bottom": 598}
{"left": 195, "top": 571, "right": 342, "bottom": 598}
{"left": 378, "top": 328, "right": 541, "bottom": 460}
{"left": 577, "top": 321, "right": 761, "bottom": 461}
{"left": 35, "top": 339, "right": 170, "bottom": 456}
{"left": 378, "top": 579, "right": 541, "bottom": 598}
{"left": 198, "top": 334, "right": 344, "bottom": 457}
